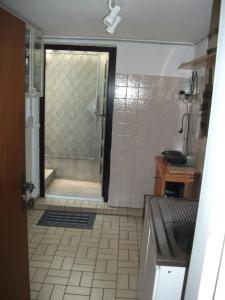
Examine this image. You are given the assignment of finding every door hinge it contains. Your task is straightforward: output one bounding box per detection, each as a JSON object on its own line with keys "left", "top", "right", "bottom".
{"left": 21, "top": 174, "right": 35, "bottom": 209}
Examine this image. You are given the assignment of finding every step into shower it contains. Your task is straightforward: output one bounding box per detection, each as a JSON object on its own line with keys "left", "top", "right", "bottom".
{"left": 45, "top": 168, "right": 55, "bottom": 188}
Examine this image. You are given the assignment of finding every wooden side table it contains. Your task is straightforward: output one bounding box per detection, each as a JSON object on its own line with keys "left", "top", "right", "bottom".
{"left": 154, "top": 156, "right": 196, "bottom": 198}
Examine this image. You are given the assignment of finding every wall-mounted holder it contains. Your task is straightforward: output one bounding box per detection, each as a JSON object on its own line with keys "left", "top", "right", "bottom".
{"left": 177, "top": 90, "right": 192, "bottom": 102}
{"left": 177, "top": 70, "right": 200, "bottom": 103}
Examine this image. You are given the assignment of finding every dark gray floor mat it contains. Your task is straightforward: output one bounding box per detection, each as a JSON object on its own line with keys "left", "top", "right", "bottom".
{"left": 37, "top": 210, "right": 96, "bottom": 229}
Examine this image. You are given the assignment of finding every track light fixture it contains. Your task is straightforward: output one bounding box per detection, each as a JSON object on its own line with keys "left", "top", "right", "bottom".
{"left": 103, "top": 0, "right": 121, "bottom": 34}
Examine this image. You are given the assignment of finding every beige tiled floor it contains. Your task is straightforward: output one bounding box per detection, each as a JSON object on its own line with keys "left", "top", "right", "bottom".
{"left": 45, "top": 179, "right": 102, "bottom": 200}
{"left": 28, "top": 209, "right": 143, "bottom": 300}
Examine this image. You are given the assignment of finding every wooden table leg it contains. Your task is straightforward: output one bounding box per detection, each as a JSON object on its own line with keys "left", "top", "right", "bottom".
{"left": 183, "top": 183, "right": 189, "bottom": 198}
{"left": 160, "top": 180, "right": 166, "bottom": 197}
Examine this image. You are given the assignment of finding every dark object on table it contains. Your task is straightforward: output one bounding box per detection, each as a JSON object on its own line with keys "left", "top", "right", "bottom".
{"left": 162, "top": 150, "right": 187, "bottom": 165}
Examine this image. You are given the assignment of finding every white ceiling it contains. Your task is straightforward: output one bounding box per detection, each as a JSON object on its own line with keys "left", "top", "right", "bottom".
{"left": 1, "top": 0, "right": 213, "bottom": 43}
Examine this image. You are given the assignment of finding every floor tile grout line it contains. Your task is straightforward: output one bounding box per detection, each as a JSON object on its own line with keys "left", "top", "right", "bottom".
{"left": 63, "top": 225, "right": 81, "bottom": 294}
{"left": 48, "top": 283, "right": 54, "bottom": 300}
{"left": 29, "top": 215, "right": 49, "bottom": 296}
{"left": 90, "top": 213, "right": 103, "bottom": 300}
{"left": 29, "top": 211, "right": 48, "bottom": 262}
{"left": 36, "top": 222, "right": 65, "bottom": 298}
{"left": 35, "top": 225, "right": 51, "bottom": 298}
{"left": 64, "top": 220, "right": 91, "bottom": 296}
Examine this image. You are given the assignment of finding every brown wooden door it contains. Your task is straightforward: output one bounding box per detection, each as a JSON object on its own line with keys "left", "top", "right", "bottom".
{"left": 0, "top": 8, "right": 30, "bottom": 300}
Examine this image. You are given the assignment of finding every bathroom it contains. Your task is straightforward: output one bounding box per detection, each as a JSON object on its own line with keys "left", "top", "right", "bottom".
{"left": 1, "top": 0, "right": 225, "bottom": 299}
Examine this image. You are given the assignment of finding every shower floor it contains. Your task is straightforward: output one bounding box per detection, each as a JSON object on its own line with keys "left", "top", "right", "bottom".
{"left": 45, "top": 178, "right": 102, "bottom": 201}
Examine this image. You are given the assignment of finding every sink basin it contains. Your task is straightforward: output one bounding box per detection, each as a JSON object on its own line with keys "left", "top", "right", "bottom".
{"left": 173, "top": 224, "right": 195, "bottom": 255}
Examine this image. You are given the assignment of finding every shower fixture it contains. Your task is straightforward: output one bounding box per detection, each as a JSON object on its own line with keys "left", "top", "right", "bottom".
{"left": 103, "top": 0, "right": 121, "bottom": 34}
{"left": 177, "top": 71, "right": 199, "bottom": 103}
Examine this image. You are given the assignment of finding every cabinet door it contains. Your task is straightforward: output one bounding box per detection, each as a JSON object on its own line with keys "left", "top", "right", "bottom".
{"left": 32, "top": 31, "right": 43, "bottom": 96}
{"left": 25, "top": 27, "right": 43, "bottom": 96}
{"left": 138, "top": 210, "right": 149, "bottom": 299}
{"left": 144, "top": 232, "right": 158, "bottom": 300}
{"left": 138, "top": 209, "right": 157, "bottom": 300}
{"left": 156, "top": 266, "right": 185, "bottom": 300}
{"left": 25, "top": 28, "right": 31, "bottom": 94}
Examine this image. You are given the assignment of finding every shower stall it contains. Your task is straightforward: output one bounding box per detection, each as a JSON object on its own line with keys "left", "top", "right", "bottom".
{"left": 44, "top": 50, "right": 109, "bottom": 200}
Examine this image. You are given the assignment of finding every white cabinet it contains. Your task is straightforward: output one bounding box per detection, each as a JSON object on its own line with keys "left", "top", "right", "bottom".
{"left": 25, "top": 25, "right": 43, "bottom": 97}
{"left": 139, "top": 208, "right": 158, "bottom": 300}
{"left": 155, "top": 266, "right": 185, "bottom": 300}
{"left": 138, "top": 207, "right": 186, "bottom": 300}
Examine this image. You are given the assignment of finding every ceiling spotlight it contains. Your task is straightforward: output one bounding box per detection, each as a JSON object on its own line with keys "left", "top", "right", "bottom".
{"left": 103, "top": 5, "right": 120, "bottom": 26}
{"left": 106, "top": 15, "right": 121, "bottom": 34}
{"left": 103, "top": 0, "right": 121, "bottom": 34}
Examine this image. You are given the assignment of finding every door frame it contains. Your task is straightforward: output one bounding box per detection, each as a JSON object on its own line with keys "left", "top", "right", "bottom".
{"left": 39, "top": 44, "right": 117, "bottom": 202}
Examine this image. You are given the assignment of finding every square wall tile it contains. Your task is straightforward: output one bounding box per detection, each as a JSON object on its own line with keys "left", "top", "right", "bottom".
{"left": 123, "top": 123, "right": 136, "bottom": 136}
{"left": 112, "top": 123, "right": 124, "bottom": 135}
{"left": 140, "top": 75, "right": 152, "bottom": 87}
{"left": 114, "top": 98, "right": 126, "bottom": 111}
{"left": 124, "top": 112, "right": 138, "bottom": 124}
{"left": 126, "top": 99, "right": 138, "bottom": 112}
{"left": 139, "top": 88, "right": 151, "bottom": 100}
{"left": 127, "top": 87, "right": 139, "bottom": 100}
{"left": 127, "top": 75, "right": 140, "bottom": 87}
{"left": 137, "top": 100, "right": 151, "bottom": 113}
{"left": 113, "top": 111, "right": 126, "bottom": 123}
{"left": 115, "top": 74, "right": 128, "bottom": 87}
{"left": 115, "top": 87, "right": 127, "bottom": 98}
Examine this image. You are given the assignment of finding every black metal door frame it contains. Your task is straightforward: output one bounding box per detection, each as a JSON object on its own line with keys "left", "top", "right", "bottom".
{"left": 39, "top": 44, "right": 117, "bottom": 202}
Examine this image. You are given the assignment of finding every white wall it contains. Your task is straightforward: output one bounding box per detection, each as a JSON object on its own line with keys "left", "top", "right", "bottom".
{"left": 45, "top": 38, "right": 194, "bottom": 77}
{"left": 25, "top": 96, "right": 40, "bottom": 198}
{"left": 113, "top": 42, "right": 193, "bottom": 77}
{"left": 185, "top": 0, "right": 225, "bottom": 298}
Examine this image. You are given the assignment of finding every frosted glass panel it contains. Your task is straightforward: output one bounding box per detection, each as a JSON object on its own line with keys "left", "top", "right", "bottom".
{"left": 45, "top": 51, "right": 100, "bottom": 159}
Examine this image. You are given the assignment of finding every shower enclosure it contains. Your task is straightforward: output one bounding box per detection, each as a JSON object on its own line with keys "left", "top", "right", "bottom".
{"left": 44, "top": 50, "right": 109, "bottom": 200}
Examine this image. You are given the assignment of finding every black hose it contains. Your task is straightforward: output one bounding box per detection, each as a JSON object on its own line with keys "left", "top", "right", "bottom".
{"left": 186, "top": 113, "right": 190, "bottom": 157}
{"left": 179, "top": 112, "right": 190, "bottom": 157}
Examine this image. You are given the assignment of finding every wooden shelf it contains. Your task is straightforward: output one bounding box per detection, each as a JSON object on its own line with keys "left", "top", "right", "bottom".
{"left": 178, "top": 53, "right": 216, "bottom": 70}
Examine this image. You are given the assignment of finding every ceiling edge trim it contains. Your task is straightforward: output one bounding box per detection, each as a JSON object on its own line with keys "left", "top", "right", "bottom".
{"left": 44, "top": 35, "right": 195, "bottom": 46}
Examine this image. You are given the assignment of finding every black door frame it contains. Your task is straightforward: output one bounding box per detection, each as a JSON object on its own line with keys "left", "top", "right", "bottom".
{"left": 39, "top": 44, "right": 117, "bottom": 202}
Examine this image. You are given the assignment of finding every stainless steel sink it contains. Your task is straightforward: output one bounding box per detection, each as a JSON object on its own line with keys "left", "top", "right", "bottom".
{"left": 165, "top": 223, "right": 195, "bottom": 257}
{"left": 173, "top": 224, "right": 195, "bottom": 255}
{"left": 148, "top": 198, "right": 198, "bottom": 266}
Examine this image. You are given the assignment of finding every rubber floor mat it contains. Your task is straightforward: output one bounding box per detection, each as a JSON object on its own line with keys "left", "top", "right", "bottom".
{"left": 37, "top": 210, "right": 96, "bottom": 229}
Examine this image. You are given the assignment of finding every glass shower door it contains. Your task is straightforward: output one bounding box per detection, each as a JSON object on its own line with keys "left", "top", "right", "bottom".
{"left": 45, "top": 51, "right": 101, "bottom": 162}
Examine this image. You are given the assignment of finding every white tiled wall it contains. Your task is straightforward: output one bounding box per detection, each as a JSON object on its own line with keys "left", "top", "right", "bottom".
{"left": 108, "top": 74, "right": 186, "bottom": 208}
